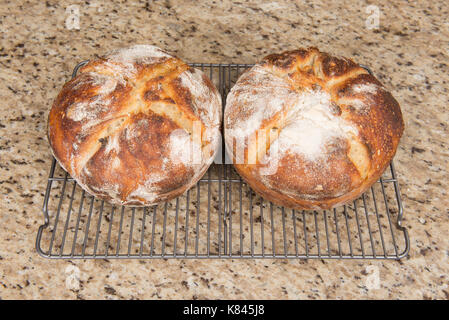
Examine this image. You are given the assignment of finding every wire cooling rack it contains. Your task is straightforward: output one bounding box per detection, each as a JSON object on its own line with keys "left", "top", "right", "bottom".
{"left": 36, "top": 62, "right": 410, "bottom": 260}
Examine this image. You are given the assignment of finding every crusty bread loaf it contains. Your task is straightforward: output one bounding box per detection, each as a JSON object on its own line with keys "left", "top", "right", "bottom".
{"left": 48, "top": 45, "right": 221, "bottom": 206}
{"left": 224, "top": 47, "right": 404, "bottom": 210}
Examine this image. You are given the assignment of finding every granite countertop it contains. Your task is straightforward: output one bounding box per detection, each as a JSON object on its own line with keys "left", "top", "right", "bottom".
{"left": 0, "top": 0, "right": 448, "bottom": 299}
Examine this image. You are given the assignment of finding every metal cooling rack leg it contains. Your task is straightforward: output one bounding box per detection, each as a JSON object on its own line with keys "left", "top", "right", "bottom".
{"left": 36, "top": 158, "right": 57, "bottom": 257}
{"left": 390, "top": 162, "right": 406, "bottom": 228}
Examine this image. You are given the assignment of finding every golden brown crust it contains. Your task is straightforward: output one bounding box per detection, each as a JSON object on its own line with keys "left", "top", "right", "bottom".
{"left": 225, "top": 47, "right": 404, "bottom": 210}
{"left": 48, "top": 45, "right": 221, "bottom": 206}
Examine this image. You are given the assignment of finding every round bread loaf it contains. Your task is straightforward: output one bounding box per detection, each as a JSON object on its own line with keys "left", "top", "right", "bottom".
{"left": 224, "top": 47, "right": 404, "bottom": 210}
{"left": 48, "top": 45, "right": 221, "bottom": 206}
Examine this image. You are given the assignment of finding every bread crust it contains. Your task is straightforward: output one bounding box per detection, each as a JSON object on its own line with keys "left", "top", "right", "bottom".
{"left": 48, "top": 45, "right": 221, "bottom": 206}
{"left": 224, "top": 48, "right": 404, "bottom": 210}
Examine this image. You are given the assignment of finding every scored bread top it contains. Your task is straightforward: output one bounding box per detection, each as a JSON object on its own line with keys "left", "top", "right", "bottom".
{"left": 224, "top": 47, "right": 404, "bottom": 209}
{"left": 48, "top": 45, "right": 221, "bottom": 206}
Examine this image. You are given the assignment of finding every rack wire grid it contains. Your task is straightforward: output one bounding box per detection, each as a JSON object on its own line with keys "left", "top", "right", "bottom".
{"left": 36, "top": 61, "right": 410, "bottom": 260}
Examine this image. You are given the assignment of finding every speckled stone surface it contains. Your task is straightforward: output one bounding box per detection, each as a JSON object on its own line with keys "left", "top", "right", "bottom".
{"left": 0, "top": 0, "right": 448, "bottom": 299}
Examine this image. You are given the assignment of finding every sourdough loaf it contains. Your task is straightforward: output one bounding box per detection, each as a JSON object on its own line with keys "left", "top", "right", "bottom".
{"left": 48, "top": 45, "right": 221, "bottom": 206}
{"left": 224, "top": 48, "right": 404, "bottom": 210}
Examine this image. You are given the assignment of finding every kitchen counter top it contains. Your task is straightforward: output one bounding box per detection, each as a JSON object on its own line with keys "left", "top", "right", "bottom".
{"left": 0, "top": 0, "right": 448, "bottom": 299}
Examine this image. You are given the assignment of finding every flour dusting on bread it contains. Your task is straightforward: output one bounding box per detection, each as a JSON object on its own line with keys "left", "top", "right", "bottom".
{"left": 108, "top": 45, "right": 171, "bottom": 65}
{"left": 104, "top": 133, "right": 120, "bottom": 154}
{"left": 226, "top": 64, "right": 358, "bottom": 162}
{"left": 352, "top": 83, "right": 379, "bottom": 94}
{"left": 169, "top": 129, "right": 204, "bottom": 167}
{"left": 178, "top": 68, "right": 221, "bottom": 161}
{"left": 82, "top": 45, "right": 173, "bottom": 91}
{"left": 225, "top": 65, "right": 292, "bottom": 140}
{"left": 127, "top": 172, "right": 165, "bottom": 203}
{"left": 179, "top": 68, "right": 221, "bottom": 128}
{"left": 271, "top": 89, "right": 357, "bottom": 161}
{"left": 337, "top": 83, "right": 382, "bottom": 112}
{"left": 67, "top": 100, "right": 107, "bottom": 122}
